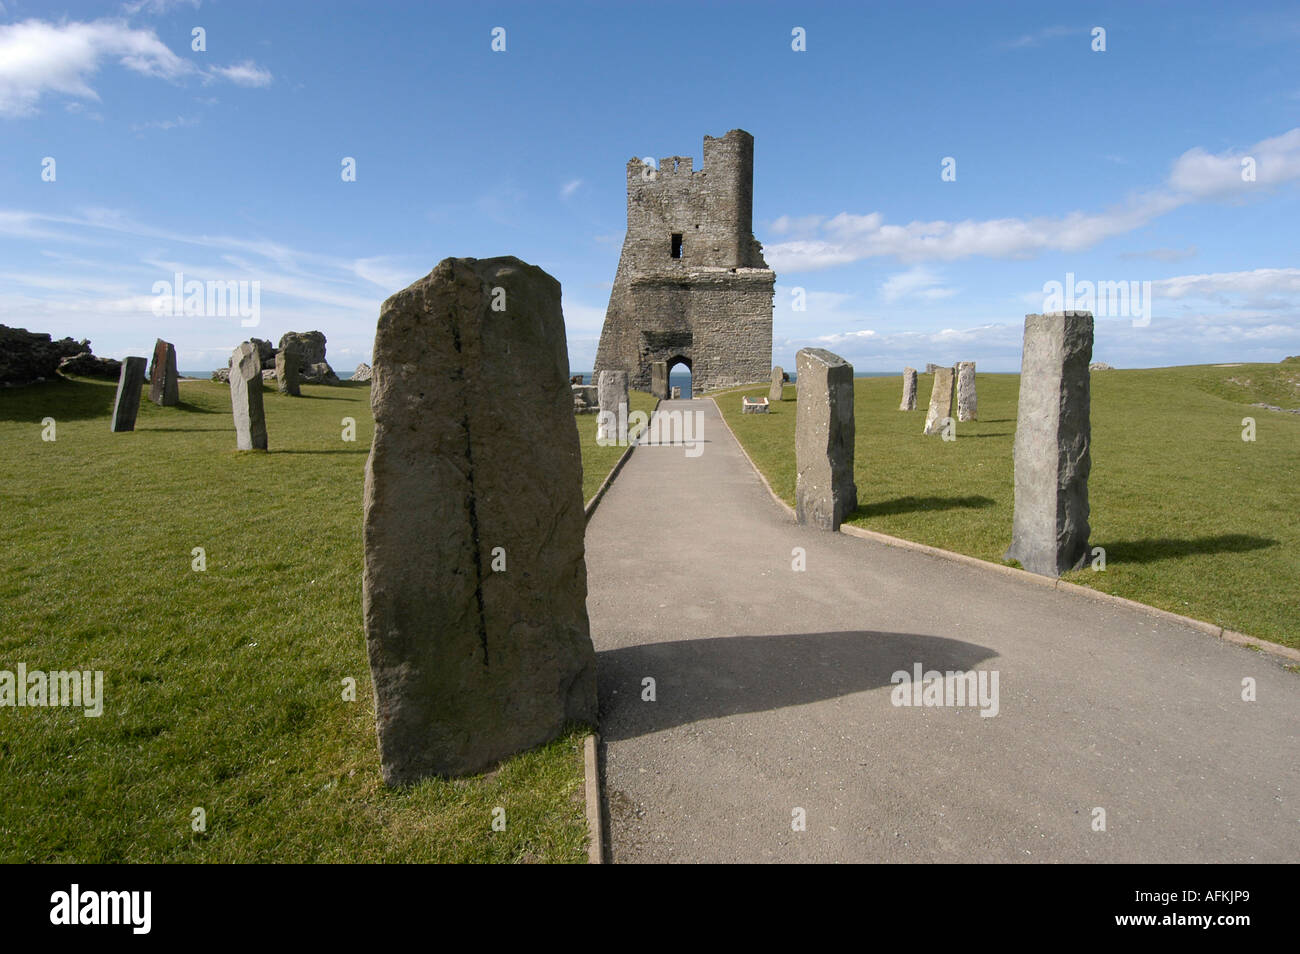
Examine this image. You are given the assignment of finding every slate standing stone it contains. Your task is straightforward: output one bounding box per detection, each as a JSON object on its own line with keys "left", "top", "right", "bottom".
{"left": 275, "top": 342, "right": 301, "bottom": 396}
{"left": 795, "top": 347, "right": 857, "bottom": 531}
{"left": 900, "top": 367, "right": 917, "bottom": 411}
{"left": 923, "top": 366, "right": 955, "bottom": 435}
{"left": 1005, "top": 312, "right": 1094, "bottom": 577}
{"left": 769, "top": 365, "right": 785, "bottom": 402}
{"left": 148, "top": 339, "right": 179, "bottom": 406}
{"left": 363, "top": 256, "right": 597, "bottom": 783}
{"left": 110, "top": 356, "right": 147, "bottom": 432}
{"left": 229, "top": 341, "right": 268, "bottom": 450}
{"left": 650, "top": 360, "right": 669, "bottom": 400}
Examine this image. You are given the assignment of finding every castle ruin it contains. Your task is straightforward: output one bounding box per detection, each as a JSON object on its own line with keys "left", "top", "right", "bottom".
{"left": 593, "top": 129, "right": 775, "bottom": 396}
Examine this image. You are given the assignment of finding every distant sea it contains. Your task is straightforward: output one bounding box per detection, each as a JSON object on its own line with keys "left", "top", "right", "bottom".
{"left": 571, "top": 370, "right": 897, "bottom": 392}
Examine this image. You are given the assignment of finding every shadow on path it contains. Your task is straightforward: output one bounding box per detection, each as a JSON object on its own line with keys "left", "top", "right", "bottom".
{"left": 597, "top": 630, "right": 997, "bottom": 741}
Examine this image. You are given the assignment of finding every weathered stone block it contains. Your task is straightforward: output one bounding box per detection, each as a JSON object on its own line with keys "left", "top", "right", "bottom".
{"left": 671, "top": 385, "right": 681, "bottom": 399}
{"left": 597, "top": 369, "right": 629, "bottom": 443}
{"left": 795, "top": 348, "right": 857, "bottom": 530}
{"left": 147, "top": 339, "right": 179, "bottom": 407}
{"left": 1005, "top": 312, "right": 1094, "bottom": 577}
{"left": 956, "top": 361, "right": 977, "bottom": 421}
{"left": 923, "top": 366, "right": 954, "bottom": 435}
{"left": 900, "top": 367, "right": 917, "bottom": 410}
{"left": 275, "top": 342, "right": 301, "bottom": 395}
{"left": 363, "top": 256, "right": 597, "bottom": 783}
{"left": 572, "top": 384, "right": 598, "bottom": 413}
{"left": 650, "top": 360, "right": 668, "bottom": 400}
{"left": 741, "top": 396, "right": 769, "bottom": 414}
{"left": 110, "top": 356, "right": 147, "bottom": 432}
{"left": 229, "top": 341, "right": 268, "bottom": 450}
{"left": 769, "top": 365, "right": 785, "bottom": 402}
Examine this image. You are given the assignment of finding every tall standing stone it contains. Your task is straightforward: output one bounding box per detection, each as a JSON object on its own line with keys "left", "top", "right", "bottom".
{"left": 275, "top": 342, "right": 301, "bottom": 396}
{"left": 956, "top": 361, "right": 977, "bottom": 421}
{"left": 769, "top": 365, "right": 785, "bottom": 402}
{"left": 597, "top": 369, "right": 629, "bottom": 443}
{"left": 923, "top": 366, "right": 955, "bottom": 435}
{"left": 795, "top": 348, "right": 857, "bottom": 531}
{"left": 363, "top": 256, "right": 597, "bottom": 783}
{"left": 110, "top": 356, "right": 147, "bottom": 432}
{"left": 900, "top": 367, "right": 917, "bottom": 410}
{"left": 650, "top": 360, "right": 669, "bottom": 400}
{"left": 229, "top": 341, "right": 268, "bottom": 450}
{"left": 148, "top": 339, "right": 179, "bottom": 406}
{"left": 1005, "top": 312, "right": 1094, "bottom": 577}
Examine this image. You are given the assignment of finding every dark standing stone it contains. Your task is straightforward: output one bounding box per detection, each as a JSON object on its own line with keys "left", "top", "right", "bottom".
{"left": 275, "top": 342, "right": 301, "bottom": 396}
{"left": 1005, "top": 312, "right": 1094, "bottom": 577}
{"left": 769, "top": 365, "right": 785, "bottom": 402}
{"left": 148, "top": 338, "right": 179, "bottom": 406}
{"left": 650, "top": 360, "right": 668, "bottom": 400}
{"left": 795, "top": 348, "right": 857, "bottom": 531}
{"left": 923, "top": 366, "right": 954, "bottom": 435}
{"left": 900, "top": 367, "right": 917, "bottom": 411}
{"left": 362, "top": 255, "right": 597, "bottom": 783}
{"left": 110, "top": 357, "right": 147, "bottom": 432}
{"left": 229, "top": 341, "right": 268, "bottom": 450}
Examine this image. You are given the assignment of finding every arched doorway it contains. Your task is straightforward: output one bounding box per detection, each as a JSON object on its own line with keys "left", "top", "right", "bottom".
{"left": 667, "top": 354, "right": 692, "bottom": 399}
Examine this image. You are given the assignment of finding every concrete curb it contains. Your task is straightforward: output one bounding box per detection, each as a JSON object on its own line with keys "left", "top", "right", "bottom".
{"left": 582, "top": 733, "right": 604, "bottom": 864}
{"left": 583, "top": 397, "right": 660, "bottom": 522}
{"left": 711, "top": 397, "right": 1300, "bottom": 666}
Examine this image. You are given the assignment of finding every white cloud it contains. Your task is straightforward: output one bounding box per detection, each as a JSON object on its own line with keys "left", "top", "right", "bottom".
{"left": 210, "top": 60, "right": 272, "bottom": 88}
{"left": 766, "top": 129, "right": 1300, "bottom": 273}
{"left": 560, "top": 178, "right": 582, "bottom": 200}
{"left": 130, "top": 114, "right": 198, "bottom": 132}
{"left": 879, "top": 266, "right": 958, "bottom": 303}
{"left": 1002, "top": 25, "right": 1078, "bottom": 49}
{"left": 0, "top": 19, "right": 272, "bottom": 117}
{"left": 1152, "top": 267, "right": 1300, "bottom": 301}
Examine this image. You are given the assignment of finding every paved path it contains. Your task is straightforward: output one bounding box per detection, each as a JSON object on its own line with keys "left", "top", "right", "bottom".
{"left": 584, "top": 398, "right": 1300, "bottom": 863}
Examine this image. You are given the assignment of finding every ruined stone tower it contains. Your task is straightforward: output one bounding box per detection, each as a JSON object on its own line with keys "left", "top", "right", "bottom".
{"left": 593, "top": 129, "right": 775, "bottom": 395}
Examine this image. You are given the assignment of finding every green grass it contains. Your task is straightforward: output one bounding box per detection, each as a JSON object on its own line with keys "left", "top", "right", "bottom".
{"left": 577, "top": 389, "right": 658, "bottom": 503}
{"left": 0, "top": 376, "right": 617, "bottom": 863}
{"left": 717, "top": 365, "right": 1300, "bottom": 649}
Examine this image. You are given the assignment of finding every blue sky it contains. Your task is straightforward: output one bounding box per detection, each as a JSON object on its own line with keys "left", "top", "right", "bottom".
{"left": 1, "top": 0, "right": 1297, "bottom": 373}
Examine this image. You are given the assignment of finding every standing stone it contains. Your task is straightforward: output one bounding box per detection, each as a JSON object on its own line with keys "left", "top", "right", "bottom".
{"left": 769, "top": 365, "right": 785, "bottom": 402}
{"left": 650, "top": 360, "right": 669, "bottom": 400}
{"left": 147, "top": 339, "right": 179, "bottom": 406}
{"left": 923, "top": 366, "right": 955, "bottom": 435}
{"left": 956, "top": 361, "right": 977, "bottom": 421}
{"left": 229, "top": 341, "right": 268, "bottom": 450}
{"left": 925, "top": 362, "right": 942, "bottom": 374}
{"left": 795, "top": 348, "right": 857, "bottom": 531}
{"left": 109, "top": 357, "right": 147, "bottom": 432}
{"left": 363, "top": 256, "right": 597, "bottom": 783}
{"left": 900, "top": 367, "right": 917, "bottom": 411}
{"left": 275, "top": 342, "right": 301, "bottom": 396}
{"left": 597, "top": 369, "right": 629, "bottom": 443}
{"left": 1005, "top": 312, "right": 1094, "bottom": 577}
{"left": 671, "top": 386, "right": 681, "bottom": 399}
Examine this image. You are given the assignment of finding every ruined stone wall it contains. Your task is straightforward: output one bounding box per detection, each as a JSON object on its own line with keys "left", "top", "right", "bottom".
{"left": 594, "top": 129, "right": 774, "bottom": 394}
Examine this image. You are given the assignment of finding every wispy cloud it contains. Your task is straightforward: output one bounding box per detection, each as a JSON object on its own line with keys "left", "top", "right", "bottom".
{"left": 130, "top": 114, "right": 199, "bottom": 132}
{"left": 0, "top": 19, "right": 272, "bottom": 118}
{"left": 560, "top": 178, "right": 583, "bottom": 200}
{"left": 879, "top": 266, "right": 958, "bottom": 303}
{"left": 1001, "top": 25, "right": 1078, "bottom": 49}
{"left": 765, "top": 129, "right": 1300, "bottom": 273}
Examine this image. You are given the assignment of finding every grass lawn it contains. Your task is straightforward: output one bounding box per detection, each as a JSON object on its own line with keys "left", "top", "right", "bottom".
{"left": 577, "top": 389, "right": 658, "bottom": 503}
{"left": 0, "top": 375, "right": 628, "bottom": 863}
{"left": 716, "top": 364, "right": 1300, "bottom": 650}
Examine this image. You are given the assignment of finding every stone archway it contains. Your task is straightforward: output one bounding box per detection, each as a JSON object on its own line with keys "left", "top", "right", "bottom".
{"left": 666, "top": 354, "right": 692, "bottom": 398}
